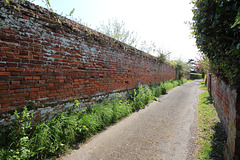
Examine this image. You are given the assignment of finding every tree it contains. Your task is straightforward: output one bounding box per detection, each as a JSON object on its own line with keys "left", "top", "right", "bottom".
{"left": 194, "top": 55, "right": 210, "bottom": 76}
{"left": 192, "top": 0, "right": 240, "bottom": 84}
{"left": 96, "top": 18, "right": 139, "bottom": 47}
{"left": 169, "top": 58, "right": 189, "bottom": 79}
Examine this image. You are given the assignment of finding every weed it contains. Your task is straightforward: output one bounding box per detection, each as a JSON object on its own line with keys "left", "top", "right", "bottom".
{"left": 200, "top": 81, "right": 207, "bottom": 90}
{"left": 0, "top": 78, "right": 188, "bottom": 159}
{"left": 129, "top": 84, "right": 154, "bottom": 111}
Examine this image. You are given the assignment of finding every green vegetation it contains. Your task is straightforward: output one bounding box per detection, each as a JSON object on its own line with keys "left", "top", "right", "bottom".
{"left": 192, "top": 0, "right": 240, "bottom": 84}
{"left": 200, "top": 81, "right": 207, "bottom": 90}
{"left": 196, "top": 83, "right": 226, "bottom": 159}
{"left": 0, "top": 79, "right": 187, "bottom": 160}
{"left": 96, "top": 18, "right": 139, "bottom": 47}
{"left": 190, "top": 73, "right": 202, "bottom": 80}
{"left": 170, "top": 58, "right": 192, "bottom": 79}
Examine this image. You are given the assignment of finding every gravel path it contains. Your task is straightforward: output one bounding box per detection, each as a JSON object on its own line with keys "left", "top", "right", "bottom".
{"left": 58, "top": 80, "right": 202, "bottom": 160}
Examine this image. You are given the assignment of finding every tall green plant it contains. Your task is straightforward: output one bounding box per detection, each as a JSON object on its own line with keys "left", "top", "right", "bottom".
{"left": 130, "top": 84, "right": 154, "bottom": 111}
{"left": 0, "top": 79, "right": 188, "bottom": 159}
{"left": 6, "top": 108, "right": 33, "bottom": 160}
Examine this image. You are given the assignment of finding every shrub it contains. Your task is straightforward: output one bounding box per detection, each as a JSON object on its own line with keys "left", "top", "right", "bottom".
{"left": 160, "top": 82, "right": 167, "bottom": 94}
{"left": 192, "top": 0, "right": 240, "bottom": 84}
{"left": 190, "top": 73, "right": 202, "bottom": 80}
{"left": 151, "top": 85, "right": 162, "bottom": 97}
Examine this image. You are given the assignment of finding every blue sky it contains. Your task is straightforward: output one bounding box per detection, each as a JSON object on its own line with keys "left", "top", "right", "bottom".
{"left": 33, "top": 0, "right": 199, "bottom": 61}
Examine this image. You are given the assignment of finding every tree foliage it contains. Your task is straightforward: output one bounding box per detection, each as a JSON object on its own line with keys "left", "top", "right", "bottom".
{"left": 194, "top": 55, "right": 210, "bottom": 74}
{"left": 96, "top": 18, "right": 139, "bottom": 47}
{"left": 192, "top": 0, "right": 240, "bottom": 84}
{"left": 169, "top": 59, "right": 189, "bottom": 79}
{"left": 139, "top": 40, "right": 156, "bottom": 54}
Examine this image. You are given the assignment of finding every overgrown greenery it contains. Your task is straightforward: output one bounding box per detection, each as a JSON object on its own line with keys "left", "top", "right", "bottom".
{"left": 192, "top": 0, "right": 240, "bottom": 84}
{"left": 0, "top": 79, "right": 187, "bottom": 160}
{"left": 170, "top": 59, "right": 190, "bottom": 79}
{"left": 196, "top": 83, "right": 226, "bottom": 159}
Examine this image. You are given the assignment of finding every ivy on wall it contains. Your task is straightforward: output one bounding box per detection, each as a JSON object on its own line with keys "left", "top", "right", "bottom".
{"left": 192, "top": 0, "right": 240, "bottom": 84}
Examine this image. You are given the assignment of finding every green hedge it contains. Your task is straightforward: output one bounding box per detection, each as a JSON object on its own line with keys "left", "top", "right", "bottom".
{"left": 192, "top": 0, "right": 240, "bottom": 84}
{"left": 190, "top": 73, "right": 202, "bottom": 80}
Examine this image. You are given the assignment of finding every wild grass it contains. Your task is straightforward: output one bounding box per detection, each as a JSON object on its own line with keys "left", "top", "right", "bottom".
{"left": 196, "top": 82, "right": 226, "bottom": 160}
{"left": 200, "top": 81, "right": 207, "bottom": 90}
{"left": 0, "top": 78, "right": 188, "bottom": 160}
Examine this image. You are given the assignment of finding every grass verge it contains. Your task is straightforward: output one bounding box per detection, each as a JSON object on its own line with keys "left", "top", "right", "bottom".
{"left": 0, "top": 78, "right": 188, "bottom": 160}
{"left": 196, "top": 83, "right": 226, "bottom": 159}
{"left": 200, "top": 81, "right": 207, "bottom": 90}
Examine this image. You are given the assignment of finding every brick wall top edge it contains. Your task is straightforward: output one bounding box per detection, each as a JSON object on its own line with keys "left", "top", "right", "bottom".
{"left": 2, "top": 0, "right": 160, "bottom": 62}
{"left": 212, "top": 75, "right": 240, "bottom": 91}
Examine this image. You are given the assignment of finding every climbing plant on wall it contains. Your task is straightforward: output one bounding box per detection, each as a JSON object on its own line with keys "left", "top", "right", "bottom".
{"left": 192, "top": 0, "right": 240, "bottom": 84}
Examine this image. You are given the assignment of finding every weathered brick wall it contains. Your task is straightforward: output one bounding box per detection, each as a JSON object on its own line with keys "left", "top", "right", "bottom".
{"left": 0, "top": 1, "right": 186, "bottom": 124}
{"left": 208, "top": 74, "right": 240, "bottom": 160}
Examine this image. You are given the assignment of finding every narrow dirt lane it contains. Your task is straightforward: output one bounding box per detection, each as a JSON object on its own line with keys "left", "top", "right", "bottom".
{"left": 59, "top": 80, "right": 202, "bottom": 160}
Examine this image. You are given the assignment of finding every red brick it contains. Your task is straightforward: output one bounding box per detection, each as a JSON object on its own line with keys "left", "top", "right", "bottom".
{"left": 0, "top": 98, "right": 15, "bottom": 104}
{"left": 48, "top": 83, "right": 54, "bottom": 87}
{"left": 30, "top": 92, "right": 37, "bottom": 96}
{"left": 34, "top": 68, "right": 47, "bottom": 72}
{"left": 7, "top": 67, "right": 24, "bottom": 72}
{"left": 0, "top": 72, "right": 10, "bottom": 76}
{"left": 16, "top": 97, "right": 26, "bottom": 101}
{"left": 3, "top": 58, "right": 20, "bottom": 62}
{"left": 33, "top": 76, "right": 40, "bottom": 80}
{"left": 1, "top": 48, "right": 18, "bottom": 53}
{"left": 12, "top": 81, "right": 20, "bottom": 85}
{"left": 24, "top": 76, "right": 32, "bottom": 80}
{"left": 4, "top": 29, "right": 17, "bottom": 34}
{"left": 39, "top": 80, "right": 45, "bottom": 84}
{"left": 0, "top": 67, "right": 5, "bottom": 71}
{"left": 0, "top": 90, "right": 7, "bottom": 95}
{"left": 31, "top": 88, "right": 39, "bottom": 92}
{"left": 10, "top": 85, "right": 26, "bottom": 90}
{"left": 21, "top": 72, "right": 36, "bottom": 76}
{"left": 7, "top": 62, "right": 18, "bottom": 67}
{"left": 14, "top": 89, "right": 24, "bottom": 93}
{"left": 11, "top": 93, "right": 29, "bottom": 97}
{"left": 1, "top": 103, "right": 11, "bottom": 108}
{"left": 15, "top": 55, "right": 32, "bottom": 59}
{"left": 49, "top": 93, "right": 59, "bottom": 97}
{"left": 56, "top": 76, "right": 66, "bottom": 80}
{"left": 0, "top": 81, "right": 8, "bottom": 85}
{"left": 38, "top": 91, "right": 49, "bottom": 95}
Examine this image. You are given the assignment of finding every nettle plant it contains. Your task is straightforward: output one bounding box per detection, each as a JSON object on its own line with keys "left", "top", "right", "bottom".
{"left": 192, "top": 0, "right": 240, "bottom": 84}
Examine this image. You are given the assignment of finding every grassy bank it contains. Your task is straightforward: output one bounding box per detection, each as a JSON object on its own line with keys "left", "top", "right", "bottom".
{"left": 196, "top": 82, "right": 226, "bottom": 159}
{"left": 0, "top": 79, "right": 187, "bottom": 160}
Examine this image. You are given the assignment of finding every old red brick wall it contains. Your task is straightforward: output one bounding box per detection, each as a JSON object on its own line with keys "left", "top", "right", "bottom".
{"left": 0, "top": 1, "right": 182, "bottom": 123}
{"left": 208, "top": 74, "right": 240, "bottom": 160}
